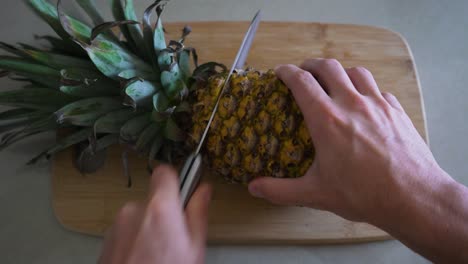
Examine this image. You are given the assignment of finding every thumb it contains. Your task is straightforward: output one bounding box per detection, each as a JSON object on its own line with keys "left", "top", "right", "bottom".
{"left": 248, "top": 176, "right": 314, "bottom": 206}
{"left": 185, "top": 183, "right": 212, "bottom": 247}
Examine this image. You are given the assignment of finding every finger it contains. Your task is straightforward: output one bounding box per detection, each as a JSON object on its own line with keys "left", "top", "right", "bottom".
{"left": 248, "top": 175, "right": 317, "bottom": 207}
{"left": 300, "top": 58, "right": 358, "bottom": 97}
{"left": 114, "top": 201, "right": 145, "bottom": 238}
{"left": 275, "top": 64, "right": 331, "bottom": 132}
{"left": 99, "top": 201, "right": 144, "bottom": 264}
{"left": 382, "top": 92, "right": 404, "bottom": 110}
{"left": 345, "top": 67, "right": 382, "bottom": 97}
{"left": 149, "top": 164, "right": 180, "bottom": 203}
{"left": 98, "top": 226, "right": 116, "bottom": 264}
{"left": 275, "top": 64, "right": 330, "bottom": 106}
{"left": 185, "top": 183, "right": 212, "bottom": 247}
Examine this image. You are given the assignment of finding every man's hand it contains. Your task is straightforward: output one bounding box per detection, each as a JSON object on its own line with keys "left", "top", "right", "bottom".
{"left": 98, "top": 165, "right": 212, "bottom": 264}
{"left": 248, "top": 59, "right": 447, "bottom": 223}
{"left": 248, "top": 59, "right": 468, "bottom": 263}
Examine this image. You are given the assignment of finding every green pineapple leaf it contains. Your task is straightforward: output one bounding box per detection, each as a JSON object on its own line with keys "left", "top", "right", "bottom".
{"left": 59, "top": 84, "right": 117, "bottom": 98}
{"left": 56, "top": 0, "right": 92, "bottom": 42}
{"left": 0, "top": 109, "right": 33, "bottom": 121}
{"left": 124, "top": 79, "right": 160, "bottom": 109}
{"left": 153, "top": 5, "right": 167, "bottom": 54}
{"left": 0, "top": 88, "right": 74, "bottom": 111}
{"left": 94, "top": 108, "right": 139, "bottom": 135}
{"left": 90, "top": 20, "right": 140, "bottom": 41}
{"left": 157, "top": 50, "right": 173, "bottom": 71}
{"left": 88, "top": 133, "right": 119, "bottom": 155}
{"left": 60, "top": 67, "right": 110, "bottom": 83}
{"left": 148, "top": 136, "right": 164, "bottom": 161}
{"left": 56, "top": 0, "right": 148, "bottom": 79}
{"left": 117, "top": 69, "right": 157, "bottom": 81}
{"left": 55, "top": 97, "right": 123, "bottom": 126}
{"left": 0, "top": 109, "right": 47, "bottom": 125}
{"left": 34, "top": 35, "right": 76, "bottom": 55}
{"left": 161, "top": 66, "right": 187, "bottom": 99}
{"left": 152, "top": 91, "right": 170, "bottom": 113}
{"left": 0, "top": 110, "right": 50, "bottom": 134}
{"left": 75, "top": 0, "right": 105, "bottom": 26}
{"left": 0, "top": 42, "right": 31, "bottom": 58}
{"left": 27, "top": 128, "right": 93, "bottom": 165}
{"left": 59, "top": 68, "right": 119, "bottom": 97}
{"left": 136, "top": 122, "right": 161, "bottom": 152}
{"left": 17, "top": 43, "right": 39, "bottom": 51}
{"left": 27, "top": 0, "right": 85, "bottom": 55}
{"left": 1, "top": 115, "right": 56, "bottom": 151}
{"left": 123, "top": 0, "right": 146, "bottom": 58}
{"left": 76, "top": 133, "right": 120, "bottom": 173}
{"left": 76, "top": 39, "right": 153, "bottom": 80}
{"left": 10, "top": 73, "right": 61, "bottom": 89}
{"left": 164, "top": 117, "right": 184, "bottom": 142}
{"left": 24, "top": 49, "right": 94, "bottom": 70}
{"left": 0, "top": 56, "right": 60, "bottom": 77}
{"left": 178, "top": 49, "right": 192, "bottom": 83}
{"left": 143, "top": 0, "right": 167, "bottom": 72}
{"left": 120, "top": 113, "right": 151, "bottom": 143}
{"left": 110, "top": 0, "right": 138, "bottom": 52}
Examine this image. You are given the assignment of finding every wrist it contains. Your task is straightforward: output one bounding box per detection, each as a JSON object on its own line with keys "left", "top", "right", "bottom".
{"left": 370, "top": 166, "right": 468, "bottom": 262}
{"left": 368, "top": 164, "right": 453, "bottom": 230}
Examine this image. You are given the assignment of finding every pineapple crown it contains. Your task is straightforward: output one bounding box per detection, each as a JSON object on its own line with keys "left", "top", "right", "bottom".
{"left": 0, "top": 0, "right": 225, "bottom": 174}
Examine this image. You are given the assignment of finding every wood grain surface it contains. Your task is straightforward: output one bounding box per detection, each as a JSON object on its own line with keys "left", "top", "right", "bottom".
{"left": 52, "top": 22, "right": 426, "bottom": 243}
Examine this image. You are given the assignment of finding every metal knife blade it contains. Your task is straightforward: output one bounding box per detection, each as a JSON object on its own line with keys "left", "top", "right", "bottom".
{"left": 193, "top": 10, "right": 262, "bottom": 155}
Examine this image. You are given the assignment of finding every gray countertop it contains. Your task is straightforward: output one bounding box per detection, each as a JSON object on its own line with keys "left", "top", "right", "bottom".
{"left": 1, "top": 0, "right": 467, "bottom": 263}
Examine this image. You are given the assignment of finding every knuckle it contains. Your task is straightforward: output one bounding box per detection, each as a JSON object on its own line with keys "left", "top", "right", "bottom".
{"left": 381, "top": 91, "right": 394, "bottom": 98}
{"left": 299, "top": 59, "right": 315, "bottom": 68}
{"left": 348, "top": 93, "right": 368, "bottom": 109}
{"left": 349, "top": 66, "right": 371, "bottom": 76}
{"left": 321, "top": 105, "right": 347, "bottom": 127}
{"left": 292, "top": 69, "right": 313, "bottom": 84}
{"left": 356, "top": 100, "right": 375, "bottom": 118}
{"left": 116, "top": 202, "right": 139, "bottom": 224}
{"left": 321, "top": 58, "right": 342, "bottom": 69}
{"left": 276, "top": 64, "right": 297, "bottom": 78}
{"left": 318, "top": 101, "right": 336, "bottom": 117}
{"left": 147, "top": 196, "right": 171, "bottom": 216}
{"left": 277, "top": 64, "right": 295, "bottom": 73}
{"left": 381, "top": 103, "right": 398, "bottom": 119}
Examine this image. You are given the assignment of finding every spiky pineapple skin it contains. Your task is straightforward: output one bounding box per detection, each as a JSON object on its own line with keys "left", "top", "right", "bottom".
{"left": 189, "top": 69, "right": 314, "bottom": 183}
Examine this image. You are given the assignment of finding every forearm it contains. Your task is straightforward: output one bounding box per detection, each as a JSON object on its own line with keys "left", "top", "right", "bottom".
{"left": 374, "top": 168, "right": 468, "bottom": 263}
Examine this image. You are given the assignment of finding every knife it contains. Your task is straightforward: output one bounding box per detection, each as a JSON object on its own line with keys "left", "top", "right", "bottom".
{"left": 179, "top": 10, "right": 262, "bottom": 208}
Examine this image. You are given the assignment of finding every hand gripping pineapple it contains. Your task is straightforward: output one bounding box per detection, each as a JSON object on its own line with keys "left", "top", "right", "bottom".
{"left": 0, "top": 0, "right": 314, "bottom": 183}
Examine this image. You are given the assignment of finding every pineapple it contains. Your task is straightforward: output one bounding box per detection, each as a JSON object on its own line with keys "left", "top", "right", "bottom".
{"left": 190, "top": 70, "right": 314, "bottom": 183}
{"left": 0, "top": 0, "right": 314, "bottom": 184}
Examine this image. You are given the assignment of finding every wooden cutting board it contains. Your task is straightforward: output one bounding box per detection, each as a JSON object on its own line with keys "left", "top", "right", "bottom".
{"left": 52, "top": 22, "right": 426, "bottom": 243}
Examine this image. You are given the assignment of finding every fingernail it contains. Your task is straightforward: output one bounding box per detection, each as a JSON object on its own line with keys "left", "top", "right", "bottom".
{"left": 248, "top": 184, "right": 263, "bottom": 198}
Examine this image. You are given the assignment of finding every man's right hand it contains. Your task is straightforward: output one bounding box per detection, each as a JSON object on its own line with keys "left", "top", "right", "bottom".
{"left": 248, "top": 59, "right": 468, "bottom": 263}
{"left": 249, "top": 58, "right": 446, "bottom": 223}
